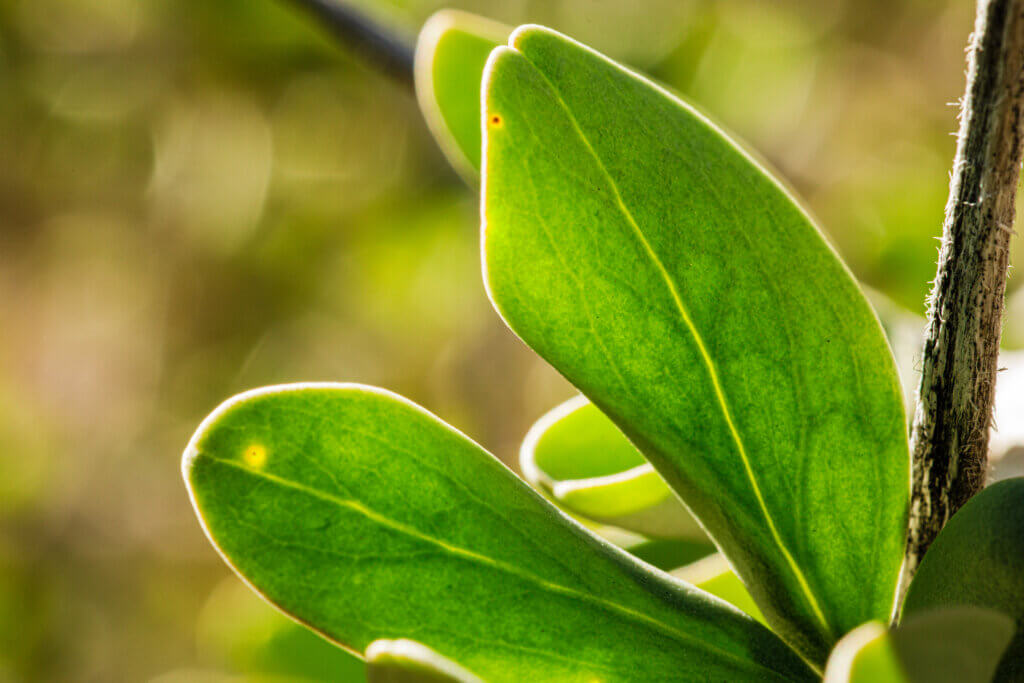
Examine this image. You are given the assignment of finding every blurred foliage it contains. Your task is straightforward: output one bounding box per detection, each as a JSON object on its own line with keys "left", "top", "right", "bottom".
{"left": 194, "top": 578, "right": 366, "bottom": 681}
{"left": 0, "top": 0, "right": 1015, "bottom": 680}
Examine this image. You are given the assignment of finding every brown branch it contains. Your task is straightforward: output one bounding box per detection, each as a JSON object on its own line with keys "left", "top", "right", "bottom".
{"left": 906, "top": 0, "right": 1024, "bottom": 577}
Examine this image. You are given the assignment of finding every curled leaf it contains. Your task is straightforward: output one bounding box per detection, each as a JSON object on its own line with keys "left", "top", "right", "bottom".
{"left": 521, "top": 395, "right": 703, "bottom": 539}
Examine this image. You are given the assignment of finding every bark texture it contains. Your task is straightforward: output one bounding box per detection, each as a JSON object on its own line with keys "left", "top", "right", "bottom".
{"left": 907, "top": 0, "right": 1024, "bottom": 577}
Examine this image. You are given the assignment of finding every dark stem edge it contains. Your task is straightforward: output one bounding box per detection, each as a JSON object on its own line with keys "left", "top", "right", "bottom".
{"left": 906, "top": 0, "right": 1024, "bottom": 581}
{"left": 282, "top": 0, "right": 415, "bottom": 90}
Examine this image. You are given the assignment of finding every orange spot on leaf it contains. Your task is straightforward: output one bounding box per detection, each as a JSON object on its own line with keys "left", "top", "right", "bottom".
{"left": 244, "top": 444, "right": 267, "bottom": 468}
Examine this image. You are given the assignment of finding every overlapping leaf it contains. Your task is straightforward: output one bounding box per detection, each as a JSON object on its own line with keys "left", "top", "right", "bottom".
{"left": 415, "top": 10, "right": 507, "bottom": 181}
{"left": 672, "top": 554, "right": 764, "bottom": 624}
{"left": 366, "top": 640, "right": 483, "bottom": 683}
{"left": 614, "top": 534, "right": 715, "bottom": 571}
{"left": 902, "top": 477, "right": 1024, "bottom": 681}
{"left": 482, "top": 25, "right": 909, "bottom": 664}
{"left": 183, "top": 384, "right": 814, "bottom": 683}
{"left": 822, "top": 608, "right": 1014, "bottom": 683}
{"left": 521, "top": 395, "right": 702, "bottom": 539}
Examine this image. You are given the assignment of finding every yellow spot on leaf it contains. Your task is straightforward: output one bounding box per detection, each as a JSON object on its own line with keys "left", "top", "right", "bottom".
{"left": 244, "top": 444, "right": 267, "bottom": 468}
{"left": 489, "top": 113, "right": 503, "bottom": 127}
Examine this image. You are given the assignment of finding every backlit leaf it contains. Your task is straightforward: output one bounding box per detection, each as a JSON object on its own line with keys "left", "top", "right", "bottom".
{"left": 902, "top": 477, "right": 1024, "bottom": 681}
{"left": 183, "top": 384, "right": 814, "bottom": 683}
{"left": 366, "top": 639, "right": 482, "bottom": 683}
{"left": 520, "top": 395, "right": 703, "bottom": 539}
{"left": 482, "top": 25, "right": 909, "bottom": 665}
{"left": 415, "top": 10, "right": 507, "bottom": 181}
{"left": 672, "top": 554, "right": 765, "bottom": 624}
{"left": 617, "top": 535, "right": 715, "bottom": 571}
{"left": 822, "top": 622, "right": 902, "bottom": 683}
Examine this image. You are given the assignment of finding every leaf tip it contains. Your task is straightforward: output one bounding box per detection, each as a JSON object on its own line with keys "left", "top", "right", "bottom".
{"left": 180, "top": 383, "right": 326, "bottom": 485}
{"left": 414, "top": 9, "right": 468, "bottom": 106}
{"left": 822, "top": 621, "right": 890, "bottom": 683}
{"left": 519, "top": 395, "right": 590, "bottom": 489}
{"left": 507, "top": 23, "right": 554, "bottom": 51}
{"left": 366, "top": 639, "right": 483, "bottom": 683}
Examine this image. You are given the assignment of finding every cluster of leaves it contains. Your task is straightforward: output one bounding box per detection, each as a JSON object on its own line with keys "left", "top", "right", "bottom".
{"left": 183, "top": 11, "right": 1024, "bottom": 682}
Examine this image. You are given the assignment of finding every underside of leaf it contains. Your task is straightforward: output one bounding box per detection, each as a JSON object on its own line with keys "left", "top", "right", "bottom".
{"left": 183, "top": 383, "right": 814, "bottom": 682}
{"left": 482, "top": 25, "right": 909, "bottom": 665}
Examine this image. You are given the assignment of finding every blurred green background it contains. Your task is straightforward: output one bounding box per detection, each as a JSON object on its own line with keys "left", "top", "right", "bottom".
{"left": 0, "top": 0, "right": 1015, "bottom": 680}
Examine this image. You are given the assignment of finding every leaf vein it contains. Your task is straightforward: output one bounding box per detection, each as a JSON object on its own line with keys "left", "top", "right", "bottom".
{"left": 522, "top": 58, "right": 834, "bottom": 639}
{"left": 199, "top": 453, "right": 793, "bottom": 679}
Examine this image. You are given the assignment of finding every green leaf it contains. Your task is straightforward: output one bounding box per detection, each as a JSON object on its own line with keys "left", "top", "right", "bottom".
{"left": 183, "top": 384, "right": 815, "bottom": 683}
{"left": 822, "top": 608, "right": 1015, "bottom": 683}
{"left": 414, "top": 10, "right": 508, "bottom": 181}
{"left": 481, "top": 25, "right": 909, "bottom": 665}
{"left": 591, "top": 526, "right": 714, "bottom": 571}
{"left": 889, "top": 608, "right": 1015, "bottom": 683}
{"left": 521, "top": 395, "right": 704, "bottom": 538}
{"left": 822, "top": 622, "right": 903, "bottom": 683}
{"left": 902, "top": 477, "right": 1024, "bottom": 681}
{"left": 366, "top": 640, "right": 482, "bottom": 683}
{"left": 618, "top": 535, "right": 715, "bottom": 571}
{"left": 672, "top": 554, "right": 765, "bottom": 624}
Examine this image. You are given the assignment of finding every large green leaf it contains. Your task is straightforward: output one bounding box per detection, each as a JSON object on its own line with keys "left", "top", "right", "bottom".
{"left": 822, "top": 608, "right": 1014, "bottom": 683}
{"left": 482, "top": 25, "right": 909, "bottom": 665}
{"left": 521, "top": 395, "right": 703, "bottom": 538}
{"left": 415, "top": 10, "right": 507, "bottom": 181}
{"left": 183, "top": 384, "right": 814, "bottom": 683}
{"left": 902, "top": 477, "right": 1024, "bottom": 681}
{"left": 366, "top": 640, "right": 482, "bottom": 683}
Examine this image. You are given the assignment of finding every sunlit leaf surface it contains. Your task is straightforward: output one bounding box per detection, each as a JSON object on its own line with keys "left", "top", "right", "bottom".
{"left": 415, "top": 10, "right": 508, "bottom": 181}
{"left": 184, "top": 384, "right": 815, "bottom": 683}
{"left": 482, "top": 25, "right": 909, "bottom": 665}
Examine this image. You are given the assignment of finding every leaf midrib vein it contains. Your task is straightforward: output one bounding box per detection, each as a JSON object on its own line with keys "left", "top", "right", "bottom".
{"left": 520, "top": 56, "right": 833, "bottom": 639}
{"left": 199, "top": 453, "right": 794, "bottom": 679}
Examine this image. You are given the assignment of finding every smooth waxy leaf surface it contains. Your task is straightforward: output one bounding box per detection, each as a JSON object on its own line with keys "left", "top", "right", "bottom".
{"left": 902, "top": 477, "right": 1024, "bottom": 681}
{"left": 415, "top": 10, "right": 507, "bottom": 181}
{"left": 822, "top": 608, "right": 1014, "bottom": 683}
{"left": 366, "top": 640, "right": 482, "bottom": 683}
{"left": 183, "top": 384, "right": 815, "bottom": 683}
{"left": 482, "top": 25, "right": 909, "bottom": 664}
{"left": 521, "top": 395, "right": 702, "bottom": 538}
